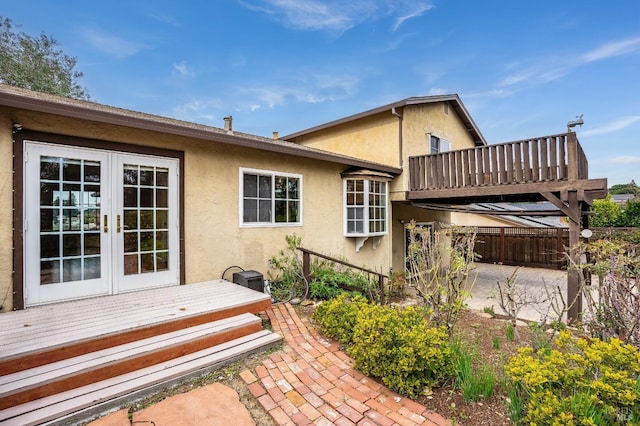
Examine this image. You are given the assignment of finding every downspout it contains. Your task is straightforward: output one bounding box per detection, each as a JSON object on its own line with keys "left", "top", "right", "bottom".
{"left": 391, "top": 107, "right": 403, "bottom": 168}
{"left": 390, "top": 107, "right": 403, "bottom": 281}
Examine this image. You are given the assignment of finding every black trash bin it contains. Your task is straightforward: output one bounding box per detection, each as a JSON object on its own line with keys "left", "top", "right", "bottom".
{"left": 232, "top": 270, "right": 264, "bottom": 292}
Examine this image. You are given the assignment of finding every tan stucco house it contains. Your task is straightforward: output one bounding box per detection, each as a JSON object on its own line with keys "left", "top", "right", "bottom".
{"left": 283, "top": 95, "right": 487, "bottom": 271}
{"left": 0, "top": 85, "right": 484, "bottom": 311}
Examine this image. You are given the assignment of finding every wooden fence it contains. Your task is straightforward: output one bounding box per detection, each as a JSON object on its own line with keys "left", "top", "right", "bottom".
{"left": 474, "top": 227, "right": 568, "bottom": 269}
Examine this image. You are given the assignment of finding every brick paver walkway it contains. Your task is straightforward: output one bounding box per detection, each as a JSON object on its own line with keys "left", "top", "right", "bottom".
{"left": 240, "top": 303, "right": 450, "bottom": 426}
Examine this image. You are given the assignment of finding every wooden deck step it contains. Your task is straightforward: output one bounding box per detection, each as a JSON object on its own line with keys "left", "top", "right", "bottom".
{"left": 0, "top": 313, "right": 263, "bottom": 410}
{"left": 0, "top": 330, "right": 282, "bottom": 426}
{"left": 0, "top": 280, "right": 271, "bottom": 376}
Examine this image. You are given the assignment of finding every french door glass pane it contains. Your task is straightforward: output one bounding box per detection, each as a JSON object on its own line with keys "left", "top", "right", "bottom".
{"left": 39, "top": 156, "right": 101, "bottom": 285}
{"left": 123, "top": 164, "right": 170, "bottom": 275}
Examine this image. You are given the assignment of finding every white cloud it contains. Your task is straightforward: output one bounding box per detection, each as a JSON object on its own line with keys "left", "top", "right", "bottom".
{"left": 172, "top": 61, "right": 195, "bottom": 78}
{"left": 81, "top": 28, "right": 147, "bottom": 58}
{"left": 375, "top": 32, "right": 414, "bottom": 53}
{"left": 314, "top": 73, "right": 359, "bottom": 94}
{"left": 392, "top": 3, "right": 434, "bottom": 32}
{"left": 234, "top": 71, "right": 361, "bottom": 110}
{"left": 496, "top": 35, "right": 640, "bottom": 91}
{"left": 240, "top": 0, "right": 433, "bottom": 34}
{"left": 243, "top": 86, "right": 323, "bottom": 109}
{"left": 498, "top": 72, "right": 534, "bottom": 87}
{"left": 170, "top": 98, "right": 222, "bottom": 123}
{"left": 581, "top": 115, "right": 640, "bottom": 136}
{"left": 240, "top": 0, "right": 365, "bottom": 32}
{"left": 462, "top": 88, "right": 513, "bottom": 100}
{"left": 609, "top": 156, "right": 640, "bottom": 165}
{"left": 582, "top": 37, "right": 640, "bottom": 63}
{"left": 427, "top": 87, "right": 448, "bottom": 96}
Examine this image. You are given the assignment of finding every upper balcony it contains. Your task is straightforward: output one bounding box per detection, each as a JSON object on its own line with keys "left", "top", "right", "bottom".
{"left": 408, "top": 132, "right": 607, "bottom": 204}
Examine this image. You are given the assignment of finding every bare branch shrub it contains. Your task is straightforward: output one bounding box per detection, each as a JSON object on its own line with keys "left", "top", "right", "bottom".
{"left": 577, "top": 239, "right": 640, "bottom": 347}
{"left": 406, "top": 221, "right": 478, "bottom": 333}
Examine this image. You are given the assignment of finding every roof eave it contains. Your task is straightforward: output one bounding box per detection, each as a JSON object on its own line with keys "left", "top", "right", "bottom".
{"left": 0, "top": 85, "right": 402, "bottom": 175}
{"left": 281, "top": 94, "right": 487, "bottom": 146}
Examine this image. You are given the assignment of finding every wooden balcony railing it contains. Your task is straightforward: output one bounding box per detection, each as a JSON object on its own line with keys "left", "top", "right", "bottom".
{"left": 409, "top": 132, "right": 588, "bottom": 193}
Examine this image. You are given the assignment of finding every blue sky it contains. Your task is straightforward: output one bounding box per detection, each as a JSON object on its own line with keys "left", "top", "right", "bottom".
{"left": 4, "top": 1, "right": 640, "bottom": 186}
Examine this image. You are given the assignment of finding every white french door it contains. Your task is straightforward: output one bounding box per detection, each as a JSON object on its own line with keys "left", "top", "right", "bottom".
{"left": 24, "top": 142, "right": 180, "bottom": 306}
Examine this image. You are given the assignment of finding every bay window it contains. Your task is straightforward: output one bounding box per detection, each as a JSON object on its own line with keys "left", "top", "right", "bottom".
{"left": 344, "top": 178, "right": 388, "bottom": 237}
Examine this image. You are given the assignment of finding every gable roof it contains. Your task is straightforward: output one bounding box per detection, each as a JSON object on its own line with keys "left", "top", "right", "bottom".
{"left": 281, "top": 94, "right": 487, "bottom": 146}
{"left": 0, "top": 84, "right": 401, "bottom": 175}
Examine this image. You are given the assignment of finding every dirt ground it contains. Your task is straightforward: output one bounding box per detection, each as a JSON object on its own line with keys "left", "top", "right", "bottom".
{"left": 416, "top": 309, "right": 530, "bottom": 426}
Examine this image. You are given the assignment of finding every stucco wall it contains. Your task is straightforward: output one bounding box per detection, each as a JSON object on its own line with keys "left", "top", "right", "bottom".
{"left": 451, "top": 212, "right": 520, "bottom": 227}
{"left": 287, "top": 102, "right": 478, "bottom": 199}
{"left": 286, "top": 113, "right": 400, "bottom": 167}
{"left": 401, "top": 103, "right": 477, "bottom": 157}
{"left": 0, "top": 108, "right": 393, "bottom": 311}
{"left": 397, "top": 103, "right": 478, "bottom": 197}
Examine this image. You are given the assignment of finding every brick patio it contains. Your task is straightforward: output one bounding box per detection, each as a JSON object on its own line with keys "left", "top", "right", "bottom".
{"left": 241, "top": 303, "right": 450, "bottom": 426}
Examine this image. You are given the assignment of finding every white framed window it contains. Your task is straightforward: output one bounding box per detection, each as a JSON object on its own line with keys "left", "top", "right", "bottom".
{"left": 429, "top": 134, "right": 451, "bottom": 154}
{"left": 240, "top": 168, "right": 302, "bottom": 227}
{"left": 344, "top": 178, "right": 388, "bottom": 237}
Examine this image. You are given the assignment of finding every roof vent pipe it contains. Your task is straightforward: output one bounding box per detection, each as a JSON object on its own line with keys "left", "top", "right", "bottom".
{"left": 223, "top": 116, "right": 233, "bottom": 133}
{"left": 273, "top": 131, "right": 279, "bottom": 139}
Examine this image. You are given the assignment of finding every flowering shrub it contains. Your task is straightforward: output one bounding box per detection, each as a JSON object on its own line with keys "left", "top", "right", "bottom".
{"left": 506, "top": 331, "right": 640, "bottom": 425}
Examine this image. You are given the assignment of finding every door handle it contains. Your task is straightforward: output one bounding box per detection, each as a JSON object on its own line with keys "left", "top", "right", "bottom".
{"left": 103, "top": 214, "right": 108, "bottom": 233}
{"left": 117, "top": 215, "right": 121, "bottom": 233}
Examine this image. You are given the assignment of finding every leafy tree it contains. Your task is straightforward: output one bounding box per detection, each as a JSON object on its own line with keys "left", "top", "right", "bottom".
{"left": 618, "top": 197, "right": 640, "bottom": 227}
{"left": 589, "top": 194, "right": 620, "bottom": 227}
{"left": 0, "top": 16, "right": 89, "bottom": 99}
{"left": 609, "top": 180, "right": 639, "bottom": 195}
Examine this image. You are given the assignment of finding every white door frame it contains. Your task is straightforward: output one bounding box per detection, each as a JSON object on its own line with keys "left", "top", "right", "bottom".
{"left": 114, "top": 152, "right": 180, "bottom": 293}
{"left": 24, "top": 142, "right": 180, "bottom": 306}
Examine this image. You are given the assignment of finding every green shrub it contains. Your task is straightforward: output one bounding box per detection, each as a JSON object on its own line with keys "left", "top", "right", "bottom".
{"left": 505, "top": 331, "right": 640, "bottom": 425}
{"left": 506, "top": 323, "right": 515, "bottom": 341}
{"left": 268, "top": 234, "right": 307, "bottom": 301}
{"left": 314, "top": 295, "right": 456, "bottom": 398}
{"left": 312, "top": 293, "right": 368, "bottom": 345}
{"left": 310, "top": 263, "right": 378, "bottom": 301}
{"left": 348, "top": 303, "right": 454, "bottom": 398}
{"left": 492, "top": 336, "right": 501, "bottom": 350}
{"left": 308, "top": 279, "right": 345, "bottom": 300}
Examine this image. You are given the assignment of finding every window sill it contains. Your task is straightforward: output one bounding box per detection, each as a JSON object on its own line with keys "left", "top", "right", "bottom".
{"left": 240, "top": 222, "right": 303, "bottom": 228}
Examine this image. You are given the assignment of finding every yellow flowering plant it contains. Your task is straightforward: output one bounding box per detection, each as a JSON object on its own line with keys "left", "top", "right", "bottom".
{"left": 506, "top": 331, "right": 640, "bottom": 425}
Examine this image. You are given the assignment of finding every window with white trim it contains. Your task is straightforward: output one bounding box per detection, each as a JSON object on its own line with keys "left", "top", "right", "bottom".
{"left": 344, "top": 178, "right": 387, "bottom": 236}
{"left": 241, "top": 168, "right": 301, "bottom": 226}
{"left": 430, "top": 135, "right": 451, "bottom": 154}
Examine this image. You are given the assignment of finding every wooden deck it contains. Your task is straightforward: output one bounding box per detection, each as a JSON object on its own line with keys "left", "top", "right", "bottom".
{"left": 408, "top": 132, "right": 608, "bottom": 322}
{"left": 0, "top": 280, "right": 279, "bottom": 425}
